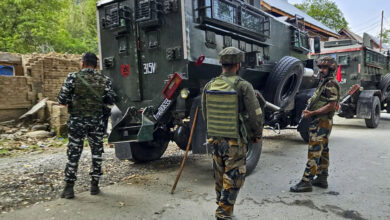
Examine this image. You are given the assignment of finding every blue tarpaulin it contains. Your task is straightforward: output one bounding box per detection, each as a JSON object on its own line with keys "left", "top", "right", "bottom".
{"left": 0, "top": 65, "right": 14, "bottom": 76}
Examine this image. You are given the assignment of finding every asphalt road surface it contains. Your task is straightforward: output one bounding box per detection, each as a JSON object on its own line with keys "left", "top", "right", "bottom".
{"left": 2, "top": 114, "right": 390, "bottom": 220}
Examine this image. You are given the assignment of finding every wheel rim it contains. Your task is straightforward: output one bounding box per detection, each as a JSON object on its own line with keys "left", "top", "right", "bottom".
{"left": 281, "top": 73, "right": 298, "bottom": 101}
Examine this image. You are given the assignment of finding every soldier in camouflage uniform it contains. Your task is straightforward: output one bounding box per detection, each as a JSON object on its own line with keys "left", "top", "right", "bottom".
{"left": 291, "top": 56, "right": 340, "bottom": 192}
{"left": 202, "top": 47, "right": 263, "bottom": 219}
{"left": 57, "top": 52, "right": 116, "bottom": 199}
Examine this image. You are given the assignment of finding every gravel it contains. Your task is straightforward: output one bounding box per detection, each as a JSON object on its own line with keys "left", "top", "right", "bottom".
{"left": 0, "top": 125, "right": 282, "bottom": 214}
{"left": 0, "top": 142, "right": 196, "bottom": 214}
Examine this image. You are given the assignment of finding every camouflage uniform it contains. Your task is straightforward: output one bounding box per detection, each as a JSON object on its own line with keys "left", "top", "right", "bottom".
{"left": 57, "top": 68, "right": 116, "bottom": 183}
{"left": 302, "top": 57, "right": 340, "bottom": 182}
{"left": 202, "top": 47, "right": 263, "bottom": 219}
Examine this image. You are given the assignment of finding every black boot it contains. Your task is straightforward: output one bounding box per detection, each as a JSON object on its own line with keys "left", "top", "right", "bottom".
{"left": 61, "top": 182, "right": 75, "bottom": 199}
{"left": 91, "top": 180, "right": 100, "bottom": 195}
{"left": 290, "top": 180, "right": 312, "bottom": 193}
{"left": 312, "top": 175, "right": 328, "bottom": 188}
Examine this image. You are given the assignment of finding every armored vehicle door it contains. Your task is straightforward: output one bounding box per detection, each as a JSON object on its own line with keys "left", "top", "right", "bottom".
{"left": 97, "top": 0, "right": 185, "bottom": 110}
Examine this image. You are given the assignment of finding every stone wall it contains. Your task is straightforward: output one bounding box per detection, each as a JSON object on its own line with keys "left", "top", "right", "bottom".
{"left": 0, "top": 76, "right": 33, "bottom": 121}
{"left": 0, "top": 52, "right": 81, "bottom": 121}
{"left": 22, "top": 54, "right": 80, "bottom": 101}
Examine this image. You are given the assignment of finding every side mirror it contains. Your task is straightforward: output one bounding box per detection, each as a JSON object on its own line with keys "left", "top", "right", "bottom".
{"left": 313, "top": 36, "right": 321, "bottom": 54}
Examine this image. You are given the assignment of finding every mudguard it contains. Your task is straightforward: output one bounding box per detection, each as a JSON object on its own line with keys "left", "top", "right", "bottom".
{"left": 110, "top": 105, "right": 132, "bottom": 160}
{"left": 356, "top": 90, "right": 381, "bottom": 119}
{"left": 108, "top": 107, "right": 155, "bottom": 143}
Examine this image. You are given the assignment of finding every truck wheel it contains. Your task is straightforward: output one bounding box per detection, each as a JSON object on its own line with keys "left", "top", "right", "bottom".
{"left": 387, "top": 100, "right": 390, "bottom": 113}
{"left": 264, "top": 56, "right": 304, "bottom": 107}
{"left": 365, "top": 96, "right": 381, "bottom": 128}
{"left": 129, "top": 140, "right": 169, "bottom": 162}
{"left": 246, "top": 140, "right": 262, "bottom": 176}
{"left": 379, "top": 73, "right": 390, "bottom": 100}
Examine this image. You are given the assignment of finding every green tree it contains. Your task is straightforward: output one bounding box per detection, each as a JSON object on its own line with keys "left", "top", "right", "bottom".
{"left": 379, "top": 29, "right": 390, "bottom": 44}
{"left": 0, "top": 0, "right": 64, "bottom": 53}
{"left": 0, "top": 0, "right": 99, "bottom": 54}
{"left": 55, "top": 0, "right": 99, "bottom": 54}
{"left": 294, "top": 0, "right": 349, "bottom": 32}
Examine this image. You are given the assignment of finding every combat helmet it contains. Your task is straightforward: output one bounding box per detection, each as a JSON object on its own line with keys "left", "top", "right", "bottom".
{"left": 316, "top": 56, "right": 338, "bottom": 73}
{"left": 218, "top": 47, "right": 244, "bottom": 64}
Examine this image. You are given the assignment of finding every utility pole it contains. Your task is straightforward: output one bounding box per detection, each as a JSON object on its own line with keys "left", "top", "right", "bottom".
{"left": 380, "top": 10, "right": 384, "bottom": 52}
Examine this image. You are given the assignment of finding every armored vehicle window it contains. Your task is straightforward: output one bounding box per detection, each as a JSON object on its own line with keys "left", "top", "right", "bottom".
{"left": 292, "top": 30, "right": 310, "bottom": 52}
{"left": 241, "top": 9, "right": 264, "bottom": 34}
{"left": 338, "top": 55, "right": 349, "bottom": 65}
{"left": 366, "top": 51, "right": 385, "bottom": 67}
{"left": 212, "top": 0, "right": 237, "bottom": 24}
{"left": 196, "top": 0, "right": 270, "bottom": 40}
{"left": 366, "top": 52, "right": 371, "bottom": 63}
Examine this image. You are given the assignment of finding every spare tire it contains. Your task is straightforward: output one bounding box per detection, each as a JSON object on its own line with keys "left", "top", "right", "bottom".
{"left": 379, "top": 73, "right": 390, "bottom": 101}
{"left": 264, "top": 56, "right": 304, "bottom": 108}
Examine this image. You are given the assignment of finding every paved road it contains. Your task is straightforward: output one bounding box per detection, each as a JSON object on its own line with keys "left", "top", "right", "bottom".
{"left": 2, "top": 114, "right": 390, "bottom": 220}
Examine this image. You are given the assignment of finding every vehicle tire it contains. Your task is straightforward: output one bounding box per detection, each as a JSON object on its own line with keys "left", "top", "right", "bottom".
{"left": 298, "top": 117, "right": 311, "bottom": 143}
{"left": 246, "top": 140, "right": 262, "bottom": 176}
{"left": 365, "top": 96, "right": 381, "bottom": 128}
{"left": 387, "top": 100, "right": 390, "bottom": 113}
{"left": 264, "top": 56, "right": 304, "bottom": 108}
{"left": 379, "top": 73, "right": 390, "bottom": 100}
{"left": 129, "top": 139, "right": 169, "bottom": 162}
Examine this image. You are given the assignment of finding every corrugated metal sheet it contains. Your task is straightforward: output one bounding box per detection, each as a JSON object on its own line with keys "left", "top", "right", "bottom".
{"left": 263, "top": 0, "right": 338, "bottom": 35}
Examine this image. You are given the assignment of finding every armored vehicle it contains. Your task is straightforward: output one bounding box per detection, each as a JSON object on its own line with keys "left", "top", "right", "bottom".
{"left": 97, "top": 0, "right": 320, "bottom": 174}
{"left": 312, "top": 33, "right": 390, "bottom": 129}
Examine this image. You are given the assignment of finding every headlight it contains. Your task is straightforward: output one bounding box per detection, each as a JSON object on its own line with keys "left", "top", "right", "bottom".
{"left": 180, "top": 89, "right": 189, "bottom": 99}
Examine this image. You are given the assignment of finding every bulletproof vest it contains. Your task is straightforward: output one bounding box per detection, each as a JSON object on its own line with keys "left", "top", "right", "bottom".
{"left": 205, "top": 75, "right": 241, "bottom": 139}
{"left": 310, "top": 78, "right": 340, "bottom": 119}
{"left": 70, "top": 70, "right": 107, "bottom": 117}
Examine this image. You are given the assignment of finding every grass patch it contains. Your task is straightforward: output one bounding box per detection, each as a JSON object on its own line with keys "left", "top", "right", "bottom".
{"left": 0, "top": 149, "right": 11, "bottom": 157}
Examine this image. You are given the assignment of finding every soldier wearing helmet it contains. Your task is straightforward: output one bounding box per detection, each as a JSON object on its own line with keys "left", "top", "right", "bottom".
{"left": 201, "top": 47, "right": 263, "bottom": 219}
{"left": 290, "top": 56, "right": 340, "bottom": 193}
{"left": 57, "top": 52, "right": 117, "bottom": 199}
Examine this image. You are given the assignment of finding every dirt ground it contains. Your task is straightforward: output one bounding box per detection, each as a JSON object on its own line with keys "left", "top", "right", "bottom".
{"left": 1, "top": 115, "right": 390, "bottom": 219}
{"left": 0, "top": 130, "right": 189, "bottom": 213}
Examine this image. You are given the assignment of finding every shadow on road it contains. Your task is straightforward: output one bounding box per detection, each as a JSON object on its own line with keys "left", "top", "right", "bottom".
{"left": 333, "top": 123, "right": 367, "bottom": 130}
{"left": 263, "top": 133, "right": 305, "bottom": 145}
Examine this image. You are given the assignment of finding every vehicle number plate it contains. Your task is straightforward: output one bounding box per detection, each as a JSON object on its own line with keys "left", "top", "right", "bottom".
{"left": 143, "top": 62, "right": 157, "bottom": 74}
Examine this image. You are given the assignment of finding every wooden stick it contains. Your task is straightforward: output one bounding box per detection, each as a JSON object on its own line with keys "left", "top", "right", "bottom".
{"left": 171, "top": 107, "right": 199, "bottom": 194}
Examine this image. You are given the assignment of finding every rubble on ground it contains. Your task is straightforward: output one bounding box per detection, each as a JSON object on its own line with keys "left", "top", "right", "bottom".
{"left": 0, "top": 143, "right": 190, "bottom": 214}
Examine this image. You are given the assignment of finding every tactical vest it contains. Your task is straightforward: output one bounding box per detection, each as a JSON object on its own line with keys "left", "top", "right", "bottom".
{"left": 70, "top": 70, "right": 107, "bottom": 117}
{"left": 205, "top": 75, "right": 246, "bottom": 141}
{"left": 309, "top": 78, "right": 340, "bottom": 119}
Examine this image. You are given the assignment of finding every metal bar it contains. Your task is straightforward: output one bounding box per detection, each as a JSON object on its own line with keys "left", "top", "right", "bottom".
{"left": 265, "top": 101, "right": 281, "bottom": 111}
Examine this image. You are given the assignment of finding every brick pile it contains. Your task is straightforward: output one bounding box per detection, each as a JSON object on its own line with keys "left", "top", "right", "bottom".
{"left": 0, "top": 76, "right": 33, "bottom": 121}
{"left": 46, "top": 101, "right": 69, "bottom": 137}
{"left": 0, "top": 52, "right": 81, "bottom": 127}
{"left": 23, "top": 53, "right": 81, "bottom": 101}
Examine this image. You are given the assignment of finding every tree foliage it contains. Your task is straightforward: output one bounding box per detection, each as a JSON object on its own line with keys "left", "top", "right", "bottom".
{"left": 294, "top": 0, "right": 348, "bottom": 32}
{"left": 0, "top": 0, "right": 99, "bottom": 54}
{"left": 379, "top": 29, "right": 390, "bottom": 45}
